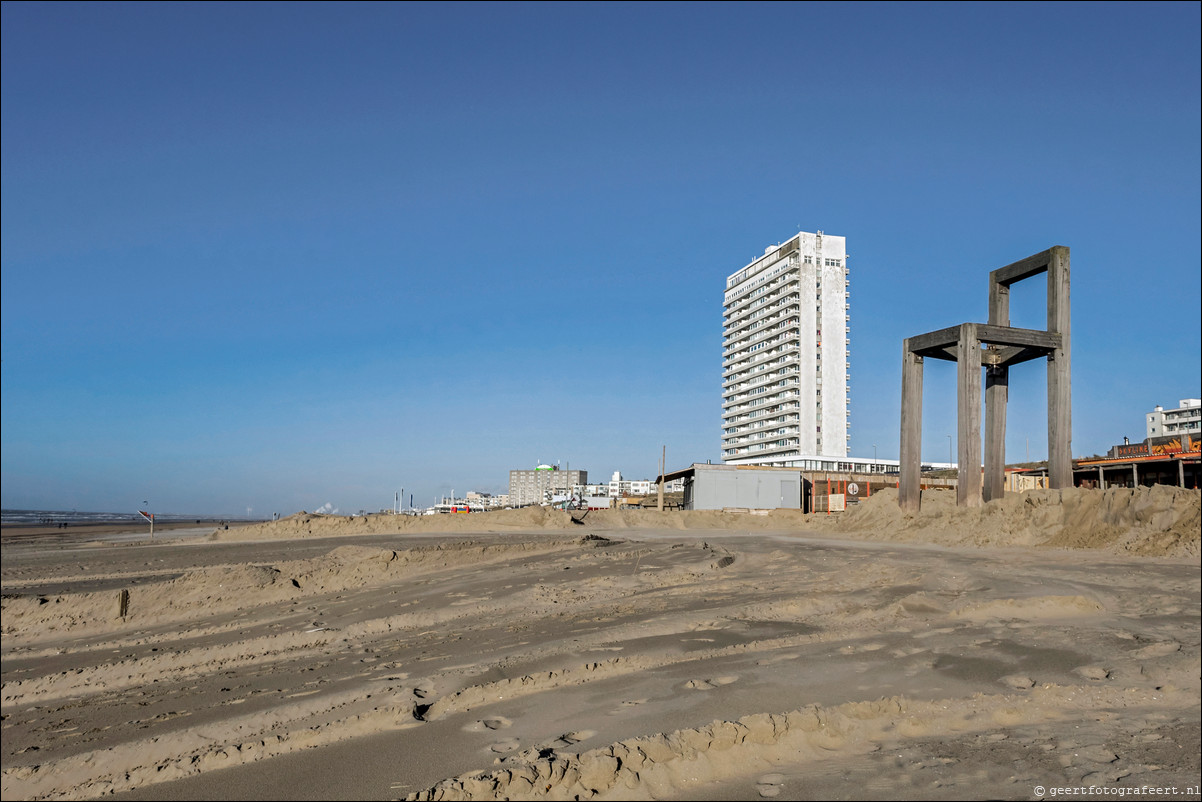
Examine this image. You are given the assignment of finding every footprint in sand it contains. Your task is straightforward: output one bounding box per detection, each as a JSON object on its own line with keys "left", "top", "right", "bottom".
{"left": 465, "top": 716, "right": 512, "bottom": 732}
{"left": 1133, "top": 641, "right": 1180, "bottom": 658}
{"left": 610, "top": 698, "right": 648, "bottom": 714}
{"left": 547, "top": 730, "right": 595, "bottom": 748}
{"left": 1075, "top": 665, "right": 1111, "bottom": 681}
{"left": 489, "top": 737, "right": 520, "bottom": 753}
{"left": 999, "top": 674, "right": 1036, "bottom": 690}
{"left": 890, "top": 647, "right": 927, "bottom": 658}
{"left": 530, "top": 731, "right": 596, "bottom": 752}
{"left": 684, "top": 676, "right": 738, "bottom": 690}
{"left": 756, "top": 773, "right": 785, "bottom": 798}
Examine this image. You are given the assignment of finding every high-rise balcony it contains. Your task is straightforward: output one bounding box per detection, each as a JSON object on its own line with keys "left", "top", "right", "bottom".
{"left": 723, "top": 302, "right": 802, "bottom": 341}
{"left": 722, "top": 386, "right": 801, "bottom": 411}
{"left": 722, "top": 364, "right": 799, "bottom": 392}
{"left": 724, "top": 350, "right": 800, "bottom": 381}
{"left": 726, "top": 341, "right": 801, "bottom": 368}
{"left": 723, "top": 263, "right": 799, "bottom": 309}
{"left": 726, "top": 370, "right": 799, "bottom": 396}
{"left": 724, "top": 288, "right": 802, "bottom": 329}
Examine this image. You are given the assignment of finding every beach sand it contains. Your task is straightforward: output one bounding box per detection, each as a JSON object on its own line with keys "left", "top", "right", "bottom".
{"left": 2, "top": 486, "right": 1198, "bottom": 800}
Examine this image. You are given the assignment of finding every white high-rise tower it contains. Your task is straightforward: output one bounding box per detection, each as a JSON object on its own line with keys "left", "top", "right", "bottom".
{"left": 722, "top": 231, "right": 849, "bottom": 466}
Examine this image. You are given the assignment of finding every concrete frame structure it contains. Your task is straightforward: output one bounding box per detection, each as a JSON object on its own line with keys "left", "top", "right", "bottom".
{"left": 899, "top": 246, "right": 1071, "bottom": 511}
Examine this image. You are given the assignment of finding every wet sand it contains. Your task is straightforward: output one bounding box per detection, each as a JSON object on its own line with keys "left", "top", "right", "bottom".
{"left": 1, "top": 520, "right": 257, "bottom": 546}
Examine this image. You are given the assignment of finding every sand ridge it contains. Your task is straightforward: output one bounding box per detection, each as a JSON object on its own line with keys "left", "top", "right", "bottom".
{"left": 209, "top": 485, "right": 1200, "bottom": 559}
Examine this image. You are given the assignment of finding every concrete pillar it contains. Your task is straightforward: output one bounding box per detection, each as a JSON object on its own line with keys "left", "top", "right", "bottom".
{"left": 1047, "top": 246, "right": 1072, "bottom": 488}
{"left": 1097, "top": 464, "right": 1105, "bottom": 490}
{"left": 1179, "top": 458, "right": 1186, "bottom": 487}
{"left": 1132, "top": 462, "right": 1139, "bottom": 488}
{"left": 957, "top": 323, "right": 982, "bottom": 508}
{"left": 899, "top": 339, "right": 923, "bottom": 512}
{"left": 984, "top": 365, "right": 1008, "bottom": 502}
{"left": 985, "top": 278, "right": 1009, "bottom": 503}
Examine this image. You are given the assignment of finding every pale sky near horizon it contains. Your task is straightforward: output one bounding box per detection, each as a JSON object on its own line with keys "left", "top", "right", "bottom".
{"left": 3, "top": 1, "right": 1199, "bottom": 516}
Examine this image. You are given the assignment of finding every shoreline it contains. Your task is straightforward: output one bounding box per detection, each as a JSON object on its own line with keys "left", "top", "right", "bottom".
{"left": 0, "top": 519, "right": 260, "bottom": 540}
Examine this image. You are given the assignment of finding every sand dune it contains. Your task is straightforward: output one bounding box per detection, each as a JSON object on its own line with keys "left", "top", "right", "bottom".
{"left": 212, "top": 485, "right": 1200, "bottom": 558}
{"left": 2, "top": 487, "right": 1198, "bottom": 800}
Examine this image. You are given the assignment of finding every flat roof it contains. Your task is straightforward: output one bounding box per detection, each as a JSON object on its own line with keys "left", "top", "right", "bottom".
{"left": 656, "top": 461, "right": 902, "bottom": 484}
{"left": 1075, "top": 452, "right": 1200, "bottom": 467}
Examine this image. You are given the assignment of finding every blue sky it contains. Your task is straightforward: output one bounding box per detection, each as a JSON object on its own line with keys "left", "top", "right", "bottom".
{"left": 3, "top": 1, "right": 1199, "bottom": 516}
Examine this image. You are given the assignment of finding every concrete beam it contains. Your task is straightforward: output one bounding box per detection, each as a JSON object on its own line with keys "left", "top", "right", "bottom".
{"left": 909, "top": 324, "right": 1059, "bottom": 357}
{"left": 991, "top": 247, "right": 1062, "bottom": 287}
{"left": 989, "top": 345, "right": 1055, "bottom": 367}
{"left": 907, "top": 325, "right": 963, "bottom": 356}
{"left": 976, "top": 324, "right": 1061, "bottom": 350}
{"left": 921, "top": 345, "right": 961, "bottom": 363}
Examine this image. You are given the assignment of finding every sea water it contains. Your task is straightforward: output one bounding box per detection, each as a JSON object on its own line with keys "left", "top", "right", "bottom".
{"left": 1, "top": 509, "right": 255, "bottom": 526}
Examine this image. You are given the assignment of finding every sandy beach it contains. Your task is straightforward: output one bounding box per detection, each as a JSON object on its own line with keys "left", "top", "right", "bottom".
{"left": 2, "top": 486, "right": 1198, "bottom": 801}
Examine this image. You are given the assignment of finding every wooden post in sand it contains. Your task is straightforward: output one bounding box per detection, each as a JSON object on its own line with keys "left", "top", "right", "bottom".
{"left": 658, "top": 446, "right": 665, "bottom": 512}
{"left": 118, "top": 589, "right": 129, "bottom": 619}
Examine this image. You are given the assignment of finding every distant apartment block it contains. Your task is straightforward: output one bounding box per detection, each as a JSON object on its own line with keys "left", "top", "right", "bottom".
{"left": 466, "top": 491, "right": 508, "bottom": 509}
{"left": 722, "top": 231, "right": 849, "bottom": 466}
{"left": 603, "top": 471, "right": 683, "bottom": 498}
{"left": 1146, "top": 399, "right": 1201, "bottom": 439}
{"left": 508, "top": 464, "right": 587, "bottom": 507}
